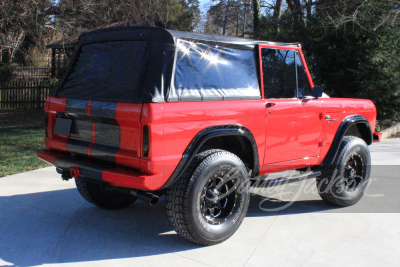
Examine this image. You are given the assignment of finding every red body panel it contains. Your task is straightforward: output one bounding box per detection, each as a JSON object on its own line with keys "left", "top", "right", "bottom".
{"left": 44, "top": 96, "right": 68, "bottom": 152}
{"left": 114, "top": 102, "right": 143, "bottom": 169}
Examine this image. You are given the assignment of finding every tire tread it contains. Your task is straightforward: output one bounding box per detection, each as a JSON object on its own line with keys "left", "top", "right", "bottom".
{"left": 317, "top": 136, "right": 370, "bottom": 207}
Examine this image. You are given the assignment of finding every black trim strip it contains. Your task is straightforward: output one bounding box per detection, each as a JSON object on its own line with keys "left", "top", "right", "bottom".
{"left": 66, "top": 99, "right": 89, "bottom": 115}
{"left": 66, "top": 140, "right": 92, "bottom": 156}
{"left": 322, "top": 115, "right": 373, "bottom": 166}
{"left": 161, "top": 125, "right": 259, "bottom": 189}
{"left": 54, "top": 157, "right": 111, "bottom": 181}
{"left": 90, "top": 144, "right": 119, "bottom": 163}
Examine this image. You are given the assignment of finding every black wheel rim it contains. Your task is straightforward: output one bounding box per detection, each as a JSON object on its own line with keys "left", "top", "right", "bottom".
{"left": 200, "top": 168, "right": 241, "bottom": 225}
{"left": 344, "top": 153, "right": 364, "bottom": 192}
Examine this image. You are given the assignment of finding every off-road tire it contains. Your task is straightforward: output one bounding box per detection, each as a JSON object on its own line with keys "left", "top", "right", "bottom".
{"left": 317, "top": 136, "right": 371, "bottom": 207}
{"left": 165, "top": 149, "right": 251, "bottom": 245}
{"left": 75, "top": 177, "right": 137, "bottom": 210}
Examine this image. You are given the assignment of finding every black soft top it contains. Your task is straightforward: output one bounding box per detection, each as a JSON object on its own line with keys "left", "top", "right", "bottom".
{"left": 79, "top": 26, "right": 299, "bottom": 47}
{"left": 54, "top": 26, "right": 298, "bottom": 103}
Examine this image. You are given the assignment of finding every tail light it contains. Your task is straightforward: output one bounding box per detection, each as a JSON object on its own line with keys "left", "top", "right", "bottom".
{"left": 142, "top": 125, "right": 149, "bottom": 157}
{"left": 44, "top": 113, "right": 49, "bottom": 137}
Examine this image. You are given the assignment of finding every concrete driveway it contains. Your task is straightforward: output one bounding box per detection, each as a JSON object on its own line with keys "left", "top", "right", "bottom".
{"left": 0, "top": 139, "right": 399, "bottom": 267}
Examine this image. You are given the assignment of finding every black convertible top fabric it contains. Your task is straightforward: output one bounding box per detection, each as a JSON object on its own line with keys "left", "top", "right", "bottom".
{"left": 53, "top": 26, "right": 298, "bottom": 103}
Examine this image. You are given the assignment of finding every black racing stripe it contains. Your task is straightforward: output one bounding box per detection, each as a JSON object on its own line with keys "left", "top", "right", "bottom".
{"left": 64, "top": 99, "right": 121, "bottom": 165}
{"left": 89, "top": 144, "right": 119, "bottom": 163}
{"left": 66, "top": 99, "right": 89, "bottom": 115}
{"left": 79, "top": 163, "right": 105, "bottom": 181}
{"left": 95, "top": 123, "right": 120, "bottom": 146}
{"left": 66, "top": 99, "right": 91, "bottom": 157}
{"left": 91, "top": 101, "right": 120, "bottom": 163}
{"left": 91, "top": 101, "right": 117, "bottom": 118}
{"left": 79, "top": 169, "right": 102, "bottom": 181}
{"left": 67, "top": 118, "right": 92, "bottom": 156}
{"left": 70, "top": 120, "right": 93, "bottom": 142}
{"left": 66, "top": 140, "right": 92, "bottom": 156}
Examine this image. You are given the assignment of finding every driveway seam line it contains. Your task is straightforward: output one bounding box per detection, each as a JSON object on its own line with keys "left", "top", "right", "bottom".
{"left": 173, "top": 253, "right": 214, "bottom": 266}
{"left": 243, "top": 214, "right": 278, "bottom": 267}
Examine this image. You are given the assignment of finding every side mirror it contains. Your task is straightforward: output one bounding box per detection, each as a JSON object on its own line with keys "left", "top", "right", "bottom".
{"left": 311, "top": 87, "right": 323, "bottom": 98}
{"left": 298, "top": 87, "right": 305, "bottom": 98}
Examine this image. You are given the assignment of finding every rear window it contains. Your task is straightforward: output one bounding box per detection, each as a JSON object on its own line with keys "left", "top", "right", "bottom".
{"left": 57, "top": 41, "right": 147, "bottom": 102}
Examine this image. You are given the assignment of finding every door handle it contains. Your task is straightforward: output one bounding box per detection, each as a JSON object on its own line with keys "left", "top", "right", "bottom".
{"left": 266, "top": 102, "right": 277, "bottom": 108}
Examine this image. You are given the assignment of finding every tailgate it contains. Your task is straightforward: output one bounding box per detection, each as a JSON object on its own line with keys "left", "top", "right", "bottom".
{"left": 45, "top": 97, "right": 143, "bottom": 170}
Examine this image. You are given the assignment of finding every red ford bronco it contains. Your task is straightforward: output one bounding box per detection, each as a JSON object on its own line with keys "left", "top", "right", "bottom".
{"left": 37, "top": 26, "right": 381, "bottom": 245}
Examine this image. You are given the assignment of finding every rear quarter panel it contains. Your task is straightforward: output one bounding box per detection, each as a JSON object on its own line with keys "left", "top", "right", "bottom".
{"left": 141, "top": 100, "right": 266, "bottom": 188}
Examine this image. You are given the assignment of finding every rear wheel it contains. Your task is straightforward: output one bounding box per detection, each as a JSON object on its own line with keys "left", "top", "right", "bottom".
{"left": 75, "top": 177, "right": 137, "bottom": 210}
{"left": 165, "top": 149, "right": 250, "bottom": 245}
{"left": 317, "top": 136, "right": 371, "bottom": 207}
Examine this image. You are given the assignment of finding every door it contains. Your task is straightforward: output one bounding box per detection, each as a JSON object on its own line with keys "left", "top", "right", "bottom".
{"left": 259, "top": 46, "right": 323, "bottom": 168}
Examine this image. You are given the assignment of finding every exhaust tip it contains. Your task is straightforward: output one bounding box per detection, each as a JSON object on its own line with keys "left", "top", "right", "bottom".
{"left": 130, "top": 190, "right": 159, "bottom": 206}
{"left": 149, "top": 196, "right": 159, "bottom": 206}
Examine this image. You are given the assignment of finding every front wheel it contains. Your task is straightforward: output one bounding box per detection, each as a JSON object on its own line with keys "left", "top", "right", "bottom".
{"left": 165, "top": 149, "right": 250, "bottom": 245}
{"left": 317, "top": 136, "right": 371, "bottom": 207}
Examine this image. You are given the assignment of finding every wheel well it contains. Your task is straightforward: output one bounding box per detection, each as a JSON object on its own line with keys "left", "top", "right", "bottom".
{"left": 345, "top": 123, "right": 372, "bottom": 145}
{"left": 199, "top": 135, "right": 254, "bottom": 174}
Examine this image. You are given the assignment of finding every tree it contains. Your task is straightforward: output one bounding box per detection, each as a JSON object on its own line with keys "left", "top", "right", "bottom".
{"left": 0, "top": 0, "right": 200, "bottom": 66}
{"left": 273, "top": 0, "right": 284, "bottom": 19}
{"left": 187, "top": 0, "right": 202, "bottom": 31}
{"left": 309, "top": 0, "right": 400, "bottom": 121}
{"left": 286, "top": 0, "right": 302, "bottom": 22}
{"left": 50, "top": 0, "right": 198, "bottom": 38}
{"left": 257, "top": 0, "right": 400, "bottom": 121}
{"left": 0, "top": 0, "right": 52, "bottom": 63}
{"left": 253, "top": 0, "right": 262, "bottom": 37}
{"left": 205, "top": 0, "right": 237, "bottom": 35}
{"left": 204, "top": 0, "right": 255, "bottom": 36}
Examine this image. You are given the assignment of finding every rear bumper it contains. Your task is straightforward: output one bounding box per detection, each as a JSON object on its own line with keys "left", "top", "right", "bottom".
{"left": 37, "top": 150, "right": 163, "bottom": 191}
{"left": 373, "top": 132, "right": 383, "bottom": 142}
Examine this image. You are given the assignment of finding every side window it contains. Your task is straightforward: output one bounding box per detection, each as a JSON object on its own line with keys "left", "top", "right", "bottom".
{"left": 261, "top": 48, "right": 296, "bottom": 98}
{"left": 172, "top": 39, "right": 260, "bottom": 102}
{"left": 295, "top": 52, "right": 312, "bottom": 97}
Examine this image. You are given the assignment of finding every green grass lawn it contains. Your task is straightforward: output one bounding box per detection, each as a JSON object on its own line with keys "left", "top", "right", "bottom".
{"left": 0, "top": 110, "right": 51, "bottom": 177}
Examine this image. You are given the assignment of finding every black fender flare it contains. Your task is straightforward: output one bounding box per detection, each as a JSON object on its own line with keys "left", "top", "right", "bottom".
{"left": 322, "top": 115, "right": 373, "bottom": 166}
{"left": 161, "top": 125, "right": 259, "bottom": 189}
